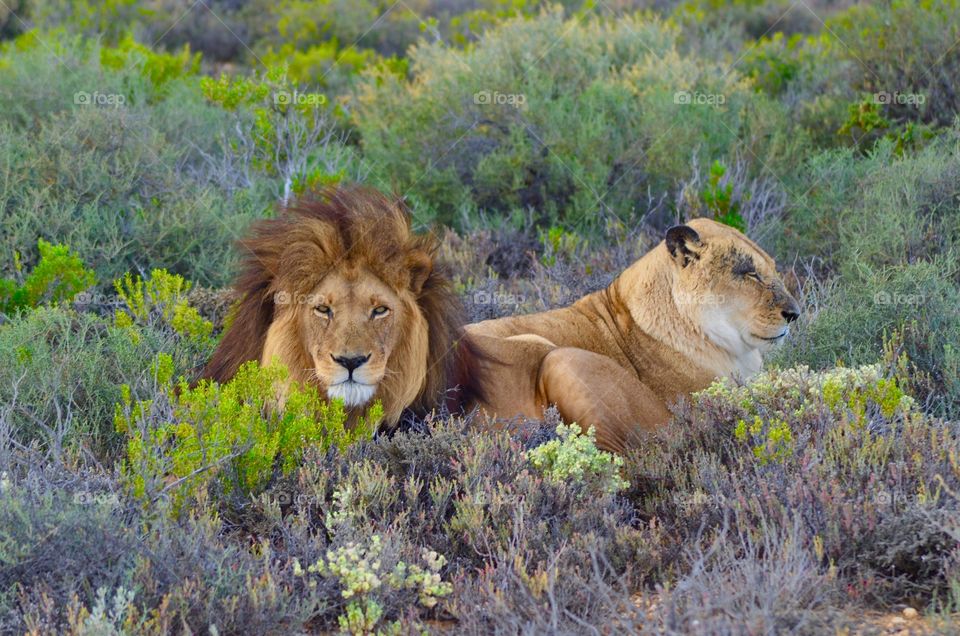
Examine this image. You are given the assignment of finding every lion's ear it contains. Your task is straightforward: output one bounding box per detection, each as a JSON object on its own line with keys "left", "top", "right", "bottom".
{"left": 665, "top": 225, "right": 702, "bottom": 267}
{"left": 407, "top": 250, "right": 433, "bottom": 295}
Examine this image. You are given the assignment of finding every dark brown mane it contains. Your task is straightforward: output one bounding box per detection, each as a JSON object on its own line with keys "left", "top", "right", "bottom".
{"left": 198, "top": 184, "right": 472, "bottom": 417}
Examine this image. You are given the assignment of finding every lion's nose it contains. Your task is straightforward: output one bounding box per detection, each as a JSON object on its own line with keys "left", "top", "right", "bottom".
{"left": 781, "top": 301, "right": 800, "bottom": 323}
{"left": 332, "top": 354, "right": 370, "bottom": 372}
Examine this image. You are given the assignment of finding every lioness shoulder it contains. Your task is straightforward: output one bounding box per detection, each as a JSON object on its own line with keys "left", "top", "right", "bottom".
{"left": 463, "top": 218, "right": 800, "bottom": 453}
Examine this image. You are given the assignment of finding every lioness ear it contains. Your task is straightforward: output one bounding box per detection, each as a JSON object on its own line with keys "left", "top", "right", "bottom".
{"left": 665, "top": 225, "right": 702, "bottom": 267}
{"left": 407, "top": 251, "right": 433, "bottom": 295}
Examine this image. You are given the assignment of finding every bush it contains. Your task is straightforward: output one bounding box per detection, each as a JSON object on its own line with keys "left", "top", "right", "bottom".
{"left": 200, "top": 65, "right": 362, "bottom": 204}
{"left": 639, "top": 359, "right": 960, "bottom": 612}
{"left": 0, "top": 240, "right": 95, "bottom": 315}
{"left": 527, "top": 422, "right": 628, "bottom": 495}
{"left": 116, "top": 359, "right": 382, "bottom": 511}
{"left": 0, "top": 307, "right": 180, "bottom": 458}
{"left": 112, "top": 269, "right": 214, "bottom": 348}
{"left": 0, "top": 33, "right": 273, "bottom": 288}
{"left": 773, "top": 137, "right": 960, "bottom": 416}
{"left": 0, "top": 267, "right": 217, "bottom": 459}
{"left": 354, "top": 8, "right": 801, "bottom": 229}
{"left": 740, "top": 1, "right": 960, "bottom": 150}
{"left": 0, "top": 484, "right": 315, "bottom": 634}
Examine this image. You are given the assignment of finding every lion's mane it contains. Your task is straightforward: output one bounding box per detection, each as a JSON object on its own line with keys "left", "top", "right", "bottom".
{"left": 200, "top": 185, "right": 475, "bottom": 424}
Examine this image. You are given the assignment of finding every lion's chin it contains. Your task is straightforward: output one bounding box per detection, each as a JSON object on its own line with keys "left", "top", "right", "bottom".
{"left": 327, "top": 381, "right": 377, "bottom": 408}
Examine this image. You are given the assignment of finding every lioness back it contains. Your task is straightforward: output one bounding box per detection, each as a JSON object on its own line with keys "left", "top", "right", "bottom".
{"left": 463, "top": 219, "right": 800, "bottom": 453}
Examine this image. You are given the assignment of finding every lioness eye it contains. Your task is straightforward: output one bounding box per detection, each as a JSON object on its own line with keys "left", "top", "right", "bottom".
{"left": 314, "top": 305, "right": 332, "bottom": 317}
{"left": 746, "top": 271, "right": 762, "bottom": 282}
{"left": 371, "top": 306, "right": 390, "bottom": 318}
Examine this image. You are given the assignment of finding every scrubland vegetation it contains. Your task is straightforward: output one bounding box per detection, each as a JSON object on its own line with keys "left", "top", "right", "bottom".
{"left": 1, "top": 0, "right": 959, "bottom": 633}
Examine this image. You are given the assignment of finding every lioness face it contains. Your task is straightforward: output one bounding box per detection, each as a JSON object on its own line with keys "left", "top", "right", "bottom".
{"left": 666, "top": 219, "right": 801, "bottom": 356}
{"left": 298, "top": 269, "right": 408, "bottom": 408}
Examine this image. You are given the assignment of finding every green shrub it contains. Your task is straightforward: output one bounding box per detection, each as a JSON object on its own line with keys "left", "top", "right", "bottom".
{"left": 113, "top": 269, "right": 213, "bottom": 347}
{"left": 201, "top": 65, "right": 362, "bottom": 204}
{"left": 699, "top": 159, "right": 746, "bottom": 231}
{"left": 0, "top": 239, "right": 95, "bottom": 314}
{"left": 354, "top": 8, "right": 800, "bottom": 228}
{"left": 0, "top": 305, "right": 199, "bottom": 457}
{"left": 99, "top": 34, "right": 200, "bottom": 95}
{"left": 115, "top": 358, "right": 382, "bottom": 511}
{"left": 527, "top": 423, "right": 628, "bottom": 495}
{"left": 0, "top": 32, "right": 271, "bottom": 287}
{"left": 0, "top": 268, "right": 215, "bottom": 459}
{"left": 774, "top": 136, "right": 960, "bottom": 416}
{"left": 823, "top": 1, "right": 960, "bottom": 130}
{"left": 741, "top": 1, "right": 960, "bottom": 149}
{"left": 293, "top": 535, "right": 453, "bottom": 634}
{"left": 27, "top": 0, "right": 147, "bottom": 44}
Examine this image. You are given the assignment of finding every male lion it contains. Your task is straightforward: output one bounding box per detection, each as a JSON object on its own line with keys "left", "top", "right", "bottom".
{"left": 200, "top": 186, "right": 470, "bottom": 428}
{"left": 463, "top": 218, "right": 801, "bottom": 453}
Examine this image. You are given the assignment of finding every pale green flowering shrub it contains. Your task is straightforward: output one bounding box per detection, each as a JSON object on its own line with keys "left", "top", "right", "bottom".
{"left": 699, "top": 362, "right": 918, "bottom": 468}
{"left": 293, "top": 534, "right": 453, "bottom": 635}
{"left": 700, "top": 362, "right": 917, "bottom": 428}
{"left": 527, "top": 423, "right": 628, "bottom": 495}
{"left": 814, "top": 364, "right": 915, "bottom": 422}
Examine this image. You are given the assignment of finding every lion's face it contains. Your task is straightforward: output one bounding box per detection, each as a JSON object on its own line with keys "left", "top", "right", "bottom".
{"left": 295, "top": 268, "right": 415, "bottom": 408}
{"left": 665, "top": 218, "right": 800, "bottom": 356}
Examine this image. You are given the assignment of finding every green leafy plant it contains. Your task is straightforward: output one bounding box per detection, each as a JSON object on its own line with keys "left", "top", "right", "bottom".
{"left": 837, "top": 99, "right": 890, "bottom": 145}
{"left": 201, "top": 65, "right": 351, "bottom": 203}
{"left": 701, "top": 160, "right": 746, "bottom": 232}
{"left": 527, "top": 423, "right": 628, "bottom": 495}
{"left": 100, "top": 34, "right": 200, "bottom": 94}
{"left": 733, "top": 415, "right": 794, "bottom": 464}
{"left": 113, "top": 269, "right": 213, "bottom": 345}
{"left": 115, "top": 358, "right": 382, "bottom": 510}
{"left": 0, "top": 239, "right": 96, "bottom": 314}
{"left": 539, "top": 225, "right": 583, "bottom": 267}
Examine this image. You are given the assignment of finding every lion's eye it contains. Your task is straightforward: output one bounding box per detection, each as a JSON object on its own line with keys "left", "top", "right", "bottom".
{"left": 371, "top": 305, "right": 390, "bottom": 318}
{"left": 314, "top": 305, "right": 332, "bottom": 318}
{"left": 746, "top": 271, "right": 762, "bottom": 283}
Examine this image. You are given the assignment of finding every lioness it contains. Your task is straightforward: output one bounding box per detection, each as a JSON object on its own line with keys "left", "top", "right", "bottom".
{"left": 463, "top": 218, "right": 801, "bottom": 453}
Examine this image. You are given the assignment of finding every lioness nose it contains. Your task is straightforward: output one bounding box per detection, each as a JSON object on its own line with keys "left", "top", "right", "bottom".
{"left": 332, "top": 354, "right": 370, "bottom": 372}
{"left": 781, "top": 308, "right": 800, "bottom": 323}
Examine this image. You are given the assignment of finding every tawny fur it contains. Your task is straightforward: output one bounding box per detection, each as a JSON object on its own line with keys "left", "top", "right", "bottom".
{"left": 464, "top": 218, "right": 801, "bottom": 453}
{"left": 199, "top": 185, "right": 468, "bottom": 427}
